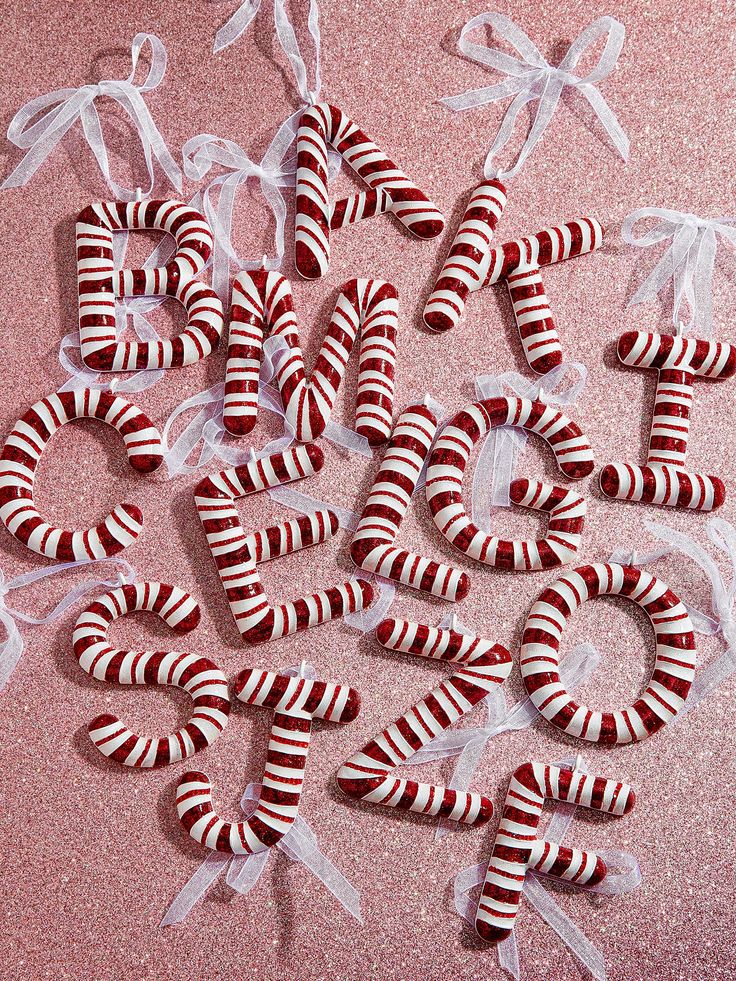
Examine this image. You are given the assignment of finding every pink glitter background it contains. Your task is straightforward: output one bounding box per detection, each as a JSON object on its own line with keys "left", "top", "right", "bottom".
{"left": 1, "top": 0, "right": 735, "bottom": 978}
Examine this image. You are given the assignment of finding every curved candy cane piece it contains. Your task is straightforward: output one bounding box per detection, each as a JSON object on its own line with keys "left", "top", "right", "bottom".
{"left": 77, "top": 199, "right": 224, "bottom": 370}
{"left": 0, "top": 389, "right": 162, "bottom": 560}
{"left": 425, "top": 398, "right": 593, "bottom": 569}
{"left": 336, "top": 618, "right": 512, "bottom": 824}
{"left": 224, "top": 270, "right": 397, "bottom": 444}
{"left": 194, "top": 445, "right": 374, "bottom": 644}
{"left": 350, "top": 403, "right": 469, "bottom": 600}
{"left": 521, "top": 563, "right": 696, "bottom": 743}
{"left": 177, "top": 669, "right": 361, "bottom": 853}
{"left": 476, "top": 761, "right": 635, "bottom": 942}
{"left": 600, "top": 332, "right": 736, "bottom": 511}
{"left": 424, "top": 200, "right": 603, "bottom": 374}
{"left": 73, "top": 582, "right": 230, "bottom": 767}
{"left": 423, "top": 180, "right": 508, "bottom": 333}
{"left": 296, "top": 102, "right": 445, "bottom": 280}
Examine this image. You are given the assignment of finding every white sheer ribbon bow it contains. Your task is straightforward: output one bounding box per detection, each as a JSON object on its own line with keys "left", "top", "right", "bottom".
{"left": 160, "top": 781, "right": 362, "bottom": 926}
{"left": 641, "top": 517, "right": 736, "bottom": 717}
{"left": 454, "top": 756, "right": 641, "bottom": 981}
{"left": 161, "top": 665, "right": 361, "bottom": 926}
{"left": 472, "top": 363, "right": 588, "bottom": 526}
{"left": 1, "top": 33, "right": 182, "bottom": 200}
{"left": 440, "top": 13, "right": 628, "bottom": 180}
{"left": 182, "top": 130, "right": 297, "bottom": 302}
{"left": 621, "top": 209, "right": 736, "bottom": 337}
{"left": 0, "top": 557, "right": 136, "bottom": 693}
{"left": 404, "top": 615, "right": 601, "bottom": 840}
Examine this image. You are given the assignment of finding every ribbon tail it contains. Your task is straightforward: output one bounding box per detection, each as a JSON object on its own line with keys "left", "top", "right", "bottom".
{"left": 577, "top": 84, "right": 629, "bottom": 161}
{"left": 278, "top": 818, "right": 363, "bottom": 923}
{"left": 524, "top": 876, "right": 607, "bottom": 981}
{"left": 498, "top": 933, "right": 522, "bottom": 980}
{"left": 678, "top": 646, "right": 736, "bottom": 720}
{"left": 214, "top": 0, "right": 263, "bottom": 53}
{"left": 0, "top": 616, "right": 24, "bottom": 694}
{"left": 160, "top": 852, "right": 230, "bottom": 926}
{"left": 453, "top": 862, "right": 486, "bottom": 924}
{"left": 226, "top": 851, "right": 270, "bottom": 895}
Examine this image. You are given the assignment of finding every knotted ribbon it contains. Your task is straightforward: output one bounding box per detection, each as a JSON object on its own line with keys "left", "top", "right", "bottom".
{"left": 1, "top": 33, "right": 182, "bottom": 200}
{"left": 161, "top": 664, "right": 361, "bottom": 926}
{"left": 454, "top": 756, "right": 641, "bottom": 980}
{"left": 182, "top": 132, "right": 296, "bottom": 301}
{"left": 160, "top": 781, "right": 362, "bottom": 926}
{"left": 440, "top": 13, "right": 628, "bottom": 180}
{"left": 472, "top": 363, "right": 588, "bottom": 525}
{"left": 621, "top": 209, "right": 736, "bottom": 337}
{"left": 404, "top": 614, "right": 602, "bottom": 839}
{"left": 0, "top": 556, "right": 137, "bottom": 693}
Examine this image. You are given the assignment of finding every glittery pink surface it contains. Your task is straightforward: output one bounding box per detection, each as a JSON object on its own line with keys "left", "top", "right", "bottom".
{"left": 1, "top": 1, "right": 735, "bottom": 978}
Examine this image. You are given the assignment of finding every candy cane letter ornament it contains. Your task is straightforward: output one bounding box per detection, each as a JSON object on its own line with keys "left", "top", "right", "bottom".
{"left": 600, "top": 332, "right": 736, "bottom": 510}
{"left": 424, "top": 193, "right": 603, "bottom": 375}
{"left": 177, "top": 668, "right": 360, "bottom": 852}
{"left": 295, "top": 103, "right": 444, "bottom": 279}
{"left": 425, "top": 398, "right": 592, "bottom": 570}
{"left": 336, "top": 618, "right": 511, "bottom": 823}
{"left": 0, "top": 389, "right": 162, "bottom": 560}
{"left": 194, "top": 445, "right": 373, "bottom": 643}
{"left": 77, "top": 199, "right": 224, "bottom": 370}
{"left": 73, "top": 582, "right": 230, "bottom": 766}
{"left": 475, "top": 761, "right": 635, "bottom": 942}
{"left": 521, "top": 563, "right": 695, "bottom": 742}
{"left": 224, "top": 271, "right": 397, "bottom": 443}
{"left": 350, "top": 403, "right": 469, "bottom": 600}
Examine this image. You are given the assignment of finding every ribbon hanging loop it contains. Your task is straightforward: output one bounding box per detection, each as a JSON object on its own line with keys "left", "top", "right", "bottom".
{"left": 440, "top": 13, "right": 628, "bottom": 180}
{"left": 622, "top": 208, "right": 736, "bottom": 337}
{"left": 2, "top": 33, "right": 182, "bottom": 200}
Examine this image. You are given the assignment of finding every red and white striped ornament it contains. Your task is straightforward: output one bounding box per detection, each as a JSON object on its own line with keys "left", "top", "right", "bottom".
{"left": 336, "top": 618, "right": 511, "bottom": 824}
{"left": 475, "top": 760, "right": 635, "bottom": 942}
{"left": 521, "top": 562, "right": 696, "bottom": 742}
{"left": 177, "top": 668, "right": 361, "bottom": 853}
{"left": 423, "top": 180, "right": 603, "bottom": 374}
{"left": 0, "top": 389, "right": 162, "bottom": 560}
{"left": 350, "top": 402, "right": 469, "bottom": 600}
{"left": 76, "top": 199, "right": 223, "bottom": 370}
{"left": 295, "top": 102, "right": 444, "bottom": 279}
{"left": 600, "top": 331, "right": 736, "bottom": 511}
{"left": 425, "top": 397, "right": 592, "bottom": 569}
{"left": 224, "top": 271, "right": 397, "bottom": 444}
{"left": 194, "top": 445, "right": 373, "bottom": 644}
{"left": 73, "top": 582, "right": 230, "bottom": 767}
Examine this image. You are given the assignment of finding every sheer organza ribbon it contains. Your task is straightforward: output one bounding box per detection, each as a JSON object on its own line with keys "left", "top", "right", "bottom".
{"left": 160, "top": 664, "right": 362, "bottom": 926}
{"left": 200, "top": 0, "right": 338, "bottom": 300}
{"left": 440, "top": 13, "right": 628, "bottom": 180}
{"left": 0, "top": 556, "right": 137, "bottom": 693}
{"left": 454, "top": 755, "right": 641, "bottom": 981}
{"left": 404, "top": 613, "right": 601, "bottom": 839}
{"left": 181, "top": 130, "right": 297, "bottom": 301}
{"left": 472, "top": 363, "right": 588, "bottom": 523}
{"left": 638, "top": 517, "right": 736, "bottom": 718}
{"left": 621, "top": 209, "right": 736, "bottom": 337}
{"left": 1, "top": 33, "right": 182, "bottom": 200}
